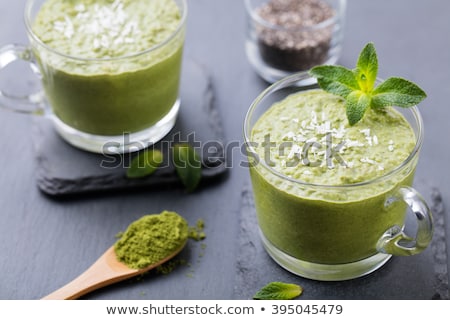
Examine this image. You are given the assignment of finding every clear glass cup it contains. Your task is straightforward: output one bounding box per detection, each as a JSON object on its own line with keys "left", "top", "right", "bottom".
{"left": 0, "top": 0, "right": 187, "bottom": 154}
{"left": 243, "top": 72, "right": 434, "bottom": 281}
{"left": 245, "top": 0, "right": 346, "bottom": 83}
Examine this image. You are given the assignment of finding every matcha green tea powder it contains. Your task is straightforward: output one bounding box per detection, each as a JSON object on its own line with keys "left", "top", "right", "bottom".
{"left": 114, "top": 211, "right": 188, "bottom": 269}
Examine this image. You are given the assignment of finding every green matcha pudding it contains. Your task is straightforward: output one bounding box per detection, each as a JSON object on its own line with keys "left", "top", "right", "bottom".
{"left": 29, "top": 0, "right": 185, "bottom": 146}
{"left": 247, "top": 88, "right": 421, "bottom": 277}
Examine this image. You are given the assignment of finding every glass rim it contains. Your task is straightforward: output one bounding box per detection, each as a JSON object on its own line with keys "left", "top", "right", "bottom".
{"left": 243, "top": 71, "right": 424, "bottom": 190}
{"left": 244, "top": 0, "right": 345, "bottom": 32}
{"left": 24, "top": 0, "right": 188, "bottom": 62}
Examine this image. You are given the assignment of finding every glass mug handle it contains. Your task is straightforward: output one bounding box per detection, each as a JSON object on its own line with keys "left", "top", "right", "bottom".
{"left": 0, "top": 44, "right": 45, "bottom": 114}
{"left": 377, "top": 186, "right": 434, "bottom": 256}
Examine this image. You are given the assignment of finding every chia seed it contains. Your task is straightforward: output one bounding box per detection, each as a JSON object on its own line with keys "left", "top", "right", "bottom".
{"left": 255, "top": 0, "right": 335, "bottom": 71}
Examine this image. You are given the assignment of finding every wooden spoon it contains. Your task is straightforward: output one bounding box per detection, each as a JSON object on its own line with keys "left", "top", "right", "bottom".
{"left": 41, "top": 240, "right": 186, "bottom": 300}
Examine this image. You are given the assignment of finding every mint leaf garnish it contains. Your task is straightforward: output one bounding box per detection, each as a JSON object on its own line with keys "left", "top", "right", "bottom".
{"left": 354, "top": 41, "right": 378, "bottom": 91}
{"left": 309, "top": 65, "right": 359, "bottom": 98}
{"left": 346, "top": 90, "right": 371, "bottom": 125}
{"left": 172, "top": 143, "right": 202, "bottom": 192}
{"left": 126, "top": 149, "right": 163, "bottom": 178}
{"left": 310, "top": 42, "right": 427, "bottom": 125}
{"left": 253, "top": 282, "right": 303, "bottom": 300}
{"left": 371, "top": 77, "right": 427, "bottom": 108}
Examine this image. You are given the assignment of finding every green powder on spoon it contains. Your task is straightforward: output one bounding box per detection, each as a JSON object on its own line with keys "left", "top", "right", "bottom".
{"left": 114, "top": 211, "right": 188, "bottom": 269}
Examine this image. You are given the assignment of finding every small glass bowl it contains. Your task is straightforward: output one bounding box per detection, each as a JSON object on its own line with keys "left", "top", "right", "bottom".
{"left": 245, "top": 0, "right": 346, "bottom": 83}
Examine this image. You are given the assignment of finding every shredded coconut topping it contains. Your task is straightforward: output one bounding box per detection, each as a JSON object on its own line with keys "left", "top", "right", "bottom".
{"left": 33, "top": 0, "right": 182, "bottom": 60}
{"left": 251, "top": 90, "right": 416, "bottom": 186}
{"left": 277, "top": 107, "right": 403, "bottom": 174}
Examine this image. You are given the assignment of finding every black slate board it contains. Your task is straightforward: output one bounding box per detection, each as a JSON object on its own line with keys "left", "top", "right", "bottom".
{"left": 32, "top": 58, "right": 227, "bottom": 196}
{"left": 233, "top": 179, "right": 449, "bottom": 300}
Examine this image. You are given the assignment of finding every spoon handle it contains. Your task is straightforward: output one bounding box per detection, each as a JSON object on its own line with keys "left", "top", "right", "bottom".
{"left": 42, "top": 247, "right": 138, "bottom": 300}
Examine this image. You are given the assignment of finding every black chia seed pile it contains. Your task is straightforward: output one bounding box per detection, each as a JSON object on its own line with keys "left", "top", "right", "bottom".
{"left": 256, "top": 0, "right": 335, "bottom": 71}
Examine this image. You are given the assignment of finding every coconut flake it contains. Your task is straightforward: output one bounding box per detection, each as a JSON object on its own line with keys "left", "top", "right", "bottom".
{"left": 63, "top": 16, "right": 74, "bottom": 39}
{"left": 332, "top": 124, "right": 346, "bottom": 139}
{"left": 373, "top": 135, "right": 379, "bottom": 145}
{"left": 75, "top": 4, "right": 85, "bottom": 12}
{"left": 287, "top": 144, "right": 302, "bottom": 160}
{"left": 360, "top": 157, "right": 378, "bottom": 165}
{"left": 296, "top": 134, "right": 307, "bottom": 142}
{"left": 360, "top": 128, "right": 371, "bottom": 136}
{"left": 282, "top": 131, "right": 296, "bottom": 141}
{"left": 310, "top": 111, "right": 318, "bottom": 126}
{"left": 345, "top": 139, "right": 365, "bottom": 148}
{"left": 388, "top": 140, "right": 395, "bottom": 152}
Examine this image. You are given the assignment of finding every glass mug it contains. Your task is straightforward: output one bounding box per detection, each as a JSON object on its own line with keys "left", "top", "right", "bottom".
{"left": 0, "top": 0, "right": 187, "bottom": 154}
{"left": 243, "top": 72, "right": 434, "bottom": 281}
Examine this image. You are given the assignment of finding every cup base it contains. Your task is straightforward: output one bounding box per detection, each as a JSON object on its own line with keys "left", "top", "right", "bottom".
{"left": 245, "top": 40, "right": 340, "bottom": 84}
{"left": 51, "top": 99, "right": 180, "bottom": 154}
{"left": 260, "top": 230, "right": 392, "bottom": 281}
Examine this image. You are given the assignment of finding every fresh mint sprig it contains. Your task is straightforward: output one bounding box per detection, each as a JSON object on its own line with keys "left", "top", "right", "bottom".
{"left": 309, "top": 42, "right": 427, "bottom": 125}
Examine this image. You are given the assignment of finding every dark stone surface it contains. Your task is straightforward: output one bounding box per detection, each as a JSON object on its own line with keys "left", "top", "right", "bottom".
{"left": 32, "top": 59, "right": 227, "bottom": 196}
{"left": 0, "top": 0, "right": 449, "bottom": 300}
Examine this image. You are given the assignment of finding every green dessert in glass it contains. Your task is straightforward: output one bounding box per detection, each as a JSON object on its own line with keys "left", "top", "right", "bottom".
{"left": 244, "top": 43, "right": 433, "bottom": 280}
{"left": 28, "top": 0, "right": 186, "bottom": 152}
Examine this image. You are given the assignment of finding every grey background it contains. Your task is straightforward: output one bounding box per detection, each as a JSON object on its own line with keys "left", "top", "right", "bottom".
{"left": 0, "top": 0, "right": 449, "bottom": 299}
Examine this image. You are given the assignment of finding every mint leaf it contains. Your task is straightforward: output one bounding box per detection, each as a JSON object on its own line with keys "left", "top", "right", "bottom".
{"left": 309, "top": 42, "right": 427, "bottom": 125}
{"left": 127, "top": 149, "right": 163, "bottom": 178}
{"left": 253, "top": 282, "right": 303, "bottom": 300}
{"left": 346, "top": 91, "right": 371, "bottom": 125}
{"left": 172, "top": 143, "right": 202, "bottom": 192}
{"left": 371, "top": 77, "right": 427, "bottom": 108}
{"left": 354, "top": 42, "right": 378, "bottom": 92}
{"left": 309, "top": 65, "right": 359, "bottom": 98}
